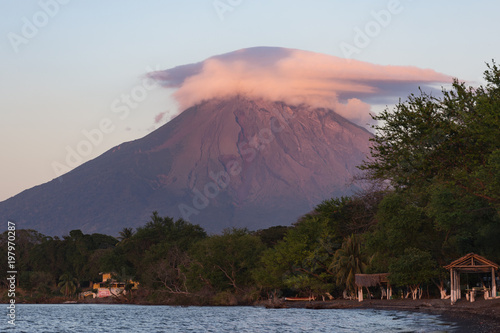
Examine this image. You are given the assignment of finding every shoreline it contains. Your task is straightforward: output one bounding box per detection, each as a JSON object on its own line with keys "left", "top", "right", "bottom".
{"left": 6, "top": 297, "right": 500, "bottom": 332}
{"left": 264, "top": 298, "right": 500, "bottom": 333}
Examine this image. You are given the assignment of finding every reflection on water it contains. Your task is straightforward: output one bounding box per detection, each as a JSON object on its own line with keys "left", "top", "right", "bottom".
{"left": 4, "top": 304, "right": 458, "bottom": 333}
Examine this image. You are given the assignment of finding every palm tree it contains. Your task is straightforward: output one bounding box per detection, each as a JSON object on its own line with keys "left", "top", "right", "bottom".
{"left": 58, "top": 273, "right": 78, "bottom": 297}
{"left": 118, "top": 227, "right": 134, "bottom": 243}
{"left": 330, "top": 234, "right": 368, "bottom": 295}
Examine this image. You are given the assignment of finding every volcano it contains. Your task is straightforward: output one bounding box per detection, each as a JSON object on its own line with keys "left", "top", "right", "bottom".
{"left": 0, "top": 96, "right": 372, "bottom": 235}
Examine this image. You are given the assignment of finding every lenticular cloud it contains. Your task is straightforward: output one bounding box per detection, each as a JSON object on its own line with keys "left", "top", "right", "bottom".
{"left": 149, "top": 47, "right": 451, "bottom": 126}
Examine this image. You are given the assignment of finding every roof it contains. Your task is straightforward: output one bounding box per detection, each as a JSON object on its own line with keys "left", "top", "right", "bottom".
{"left": 355, "top": 273, "right": 389, "bottom": 287}
{"left": 443, "top": 253, "right": 499, "bottom": 272}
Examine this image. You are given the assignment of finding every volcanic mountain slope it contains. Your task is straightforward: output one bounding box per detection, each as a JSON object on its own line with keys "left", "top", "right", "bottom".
{"left": 0, "top": 96, "right": 372, "bottom": 235}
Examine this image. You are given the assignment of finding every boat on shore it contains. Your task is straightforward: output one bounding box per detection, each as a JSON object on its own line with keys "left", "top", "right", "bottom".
{"left": 284, "top": 297, "right": 315, "bottom": 301}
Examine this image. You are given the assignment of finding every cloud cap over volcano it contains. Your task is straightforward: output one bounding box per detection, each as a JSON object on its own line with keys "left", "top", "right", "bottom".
{"left": 149, "top": 47, "right": 452, "bottom": 126}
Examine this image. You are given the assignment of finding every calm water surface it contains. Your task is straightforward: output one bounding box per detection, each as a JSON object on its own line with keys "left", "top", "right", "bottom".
{"left": 4, "top": 304, "right": 458, "bottom": 332}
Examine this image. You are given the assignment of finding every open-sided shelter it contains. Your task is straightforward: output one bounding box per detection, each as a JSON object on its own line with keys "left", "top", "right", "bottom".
{"left": 444, "top": 253, "right": 499, "bottom": 304}
{"left": 355, "top": 273, "right": 391, "bottom": 302}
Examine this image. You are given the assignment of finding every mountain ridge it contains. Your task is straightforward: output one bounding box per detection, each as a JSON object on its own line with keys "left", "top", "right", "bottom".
{"left": 0, "top": 96, "right": 373, "bottom": 235}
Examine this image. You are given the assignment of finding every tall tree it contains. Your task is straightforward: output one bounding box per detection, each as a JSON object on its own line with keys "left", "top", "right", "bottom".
{"left": 330, "top": 234, "right": 368, "bottom": 295}
{"left": 258, "top": 214, "right": 337, "bottom": 293}
{"left": 106, "top": 212, "right": 206, "bottom": 284}
{"left": 118, "top": 227, "right": 135, "bottom": 243}
{"left": 360, "top": 62, "right": 500, "bottom": 287}
{"left": 360, "top": 62, "right": 500, "bottom": 208}
{"left": 389, "top": 248, "right": 438, "bottom": 300}
{"left": 58, "top": 273, "right": 78, "bottom": 297}
{"left": 189, "top": 228, "right": 265, "bottom": 294}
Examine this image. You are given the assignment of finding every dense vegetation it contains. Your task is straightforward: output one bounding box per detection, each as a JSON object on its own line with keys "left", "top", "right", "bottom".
{"left": 2, "top": 64, "right": 499, "bottom": 304}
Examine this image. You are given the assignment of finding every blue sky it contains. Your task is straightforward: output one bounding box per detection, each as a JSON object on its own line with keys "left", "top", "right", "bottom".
{"left": 1, "top": 0, "right": 499, "bottom": 201}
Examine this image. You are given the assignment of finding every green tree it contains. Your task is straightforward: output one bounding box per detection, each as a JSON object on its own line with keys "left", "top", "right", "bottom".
{"left": 0, "top": 229, "right": 46, "bottom": 289}
{"left": 359, "top": 63, "right": 500, "bottom": 294}
{"left": 360, "top": 62, "right": 500, "bottom": 208}
{"left": 189, "top": 228, "right": 265, "bottom": 294}
{"left": 118, "top": 227, "right": 135, "bottom": 244}
{"left": 427, "top": 183, "right": 500, "bottom": 260}
{"left": 29, "top": 271, "right": 54, "bottom": 295}
{"left": 330, "top": 234, "right": 368, "bottom": 296}
{"left": 58, "top": 273, "right": 78, "bottom": 297}
{"left": 389, "top": 248, "right": 438, "bottom": 300}
{"left": 144, "top": 245, "right": 191, "bottom": 295}
{"left": 254, "top": 196, "right": 376, "bottom": 297}
{"left": 253, "top": 226, "right": 290, "bottom": 248}
{"left": 255, "top": 210, "right": 339, "bottom": 296}
{"left": 104, "top": 212, "right": 206, "bottom": 285}
{"left": 365, "top": 191, "right": 439, "bottom": 271}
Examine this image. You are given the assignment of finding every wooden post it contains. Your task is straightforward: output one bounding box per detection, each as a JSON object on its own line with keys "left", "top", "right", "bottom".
{"left": 454, "top": 270, "right": 457, "bottom": 303}
{"left": 492, "top": 267, "right": 497, "bottom": 298}
{"left": 450, "top": 269, "right": 455, "bottom": 304}
{"left": 457, "top": 272, "right": 461, "bottom": 299}
{"left": 358, "top": 287, "right": 363, "bottom": 302}
{"left": 451, "top": 269, "right": 459, "bottom": 304}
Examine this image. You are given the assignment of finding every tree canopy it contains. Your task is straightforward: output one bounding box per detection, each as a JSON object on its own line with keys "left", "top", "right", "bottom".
{"left": 360, "top": 62, "right": 500, "bottom": 210}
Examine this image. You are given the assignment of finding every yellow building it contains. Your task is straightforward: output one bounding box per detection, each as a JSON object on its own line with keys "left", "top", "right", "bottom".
{"left": 93, "top": 272, "right": 139, "bottom": 298}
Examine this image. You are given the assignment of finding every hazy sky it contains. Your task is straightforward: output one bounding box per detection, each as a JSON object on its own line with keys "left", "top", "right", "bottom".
{"left": 1, "top": 0, "right": 499, "bottom": 201}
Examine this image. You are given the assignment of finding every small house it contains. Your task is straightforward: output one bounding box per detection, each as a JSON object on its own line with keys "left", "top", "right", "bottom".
{"left": 93, "top": 272, "right": 139, "bottom": 298}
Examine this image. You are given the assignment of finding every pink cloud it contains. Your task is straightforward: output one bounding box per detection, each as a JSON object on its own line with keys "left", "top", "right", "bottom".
{"left": 149, "top": 47, "right": 452, "bottom": 126}
{"left": 154, "top": 111, "right": 167, "bottom": 124}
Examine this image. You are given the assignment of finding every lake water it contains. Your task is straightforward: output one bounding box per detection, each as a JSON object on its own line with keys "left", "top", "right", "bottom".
{"left": 4, "top": 304, "right": 458, "bottom": 332}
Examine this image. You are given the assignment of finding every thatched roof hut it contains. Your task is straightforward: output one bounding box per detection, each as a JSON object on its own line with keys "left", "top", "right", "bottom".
{"left": 354, "top": 273, "right": 391, "bottom": 302}
{"left": 355, "top": 273, "right": 389, "bottom": 288}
